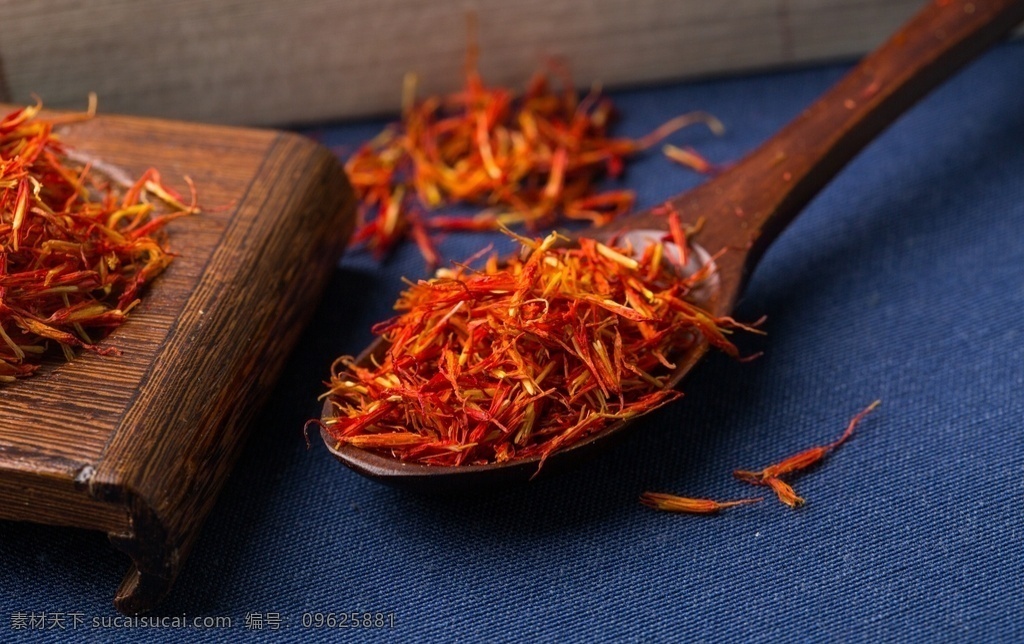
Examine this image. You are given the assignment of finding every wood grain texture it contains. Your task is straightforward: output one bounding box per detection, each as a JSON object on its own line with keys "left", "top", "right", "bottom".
{"left": 0, "top": 106, "right": 356, "bottom": 612}
{"left": 0, "top": 51, "right": 10, "bottom": 103}
{"left": 0, "top": 0, "right": 925, "bottom": 125}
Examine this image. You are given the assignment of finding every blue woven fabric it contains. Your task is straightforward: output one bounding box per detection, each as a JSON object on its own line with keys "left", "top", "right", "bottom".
{"left": 2, "top": 41, "right": 1022, "bottom": 643}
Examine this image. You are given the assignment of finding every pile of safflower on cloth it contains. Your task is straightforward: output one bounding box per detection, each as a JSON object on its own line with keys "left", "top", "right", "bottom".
{"left": 344, "top": 47, "right": 723, "bottom": 269}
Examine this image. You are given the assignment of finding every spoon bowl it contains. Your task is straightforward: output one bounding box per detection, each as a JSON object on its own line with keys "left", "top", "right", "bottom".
{"left": 323, "top": 0, "right": 1024, "bottom": 490}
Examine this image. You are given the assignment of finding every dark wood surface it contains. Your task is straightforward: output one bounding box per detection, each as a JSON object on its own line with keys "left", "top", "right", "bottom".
{"left": 0, "top": 56, "right": 10, "bottom": 103}
{"left": 0, "top": 107, "right": 356, "bottom": 612}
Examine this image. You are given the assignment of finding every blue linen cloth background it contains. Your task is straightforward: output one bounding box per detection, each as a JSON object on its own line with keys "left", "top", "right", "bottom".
{"left": 2, "top": 40, "right": 1022, "bottom": 643}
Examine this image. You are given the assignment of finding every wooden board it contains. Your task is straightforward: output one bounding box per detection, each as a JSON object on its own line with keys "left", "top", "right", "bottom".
{"left": 0, "top": 105, "right": 356, "bottom": 613}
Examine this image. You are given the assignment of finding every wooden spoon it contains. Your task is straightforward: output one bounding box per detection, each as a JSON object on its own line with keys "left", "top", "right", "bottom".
{"left": 322, "top": 0, "right": 1024, "bottom": 491}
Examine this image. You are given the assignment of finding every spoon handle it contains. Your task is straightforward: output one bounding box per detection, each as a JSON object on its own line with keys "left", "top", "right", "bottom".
{"left": 650, "top": 0, "right": 1024, "bottom": 309}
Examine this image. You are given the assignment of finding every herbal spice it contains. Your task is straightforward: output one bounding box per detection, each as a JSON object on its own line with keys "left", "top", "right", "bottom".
{"left": 733, "top": 400, "right": 882, "bottom": 507}
{"left": 662, "top": 144, "right": 719, "bottom": 175}
{"left": 0, "top": 101, "right": 197, "bottom": 383}
{"left": 641, "top": 401, "right": 881, "bottom": 514}
{"left": 321, "top": 230, "right": 754, "bottom": 468}
{"left": 344, "top": 45, "right": 722, "bottom": 269}
{"left": 639, "top": 493, "right": 762, "bottom": 515}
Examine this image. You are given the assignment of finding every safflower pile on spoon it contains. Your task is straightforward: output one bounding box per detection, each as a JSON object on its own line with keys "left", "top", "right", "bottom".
{"left": 322, "top": 227, "right": 754, "bottom": 467}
